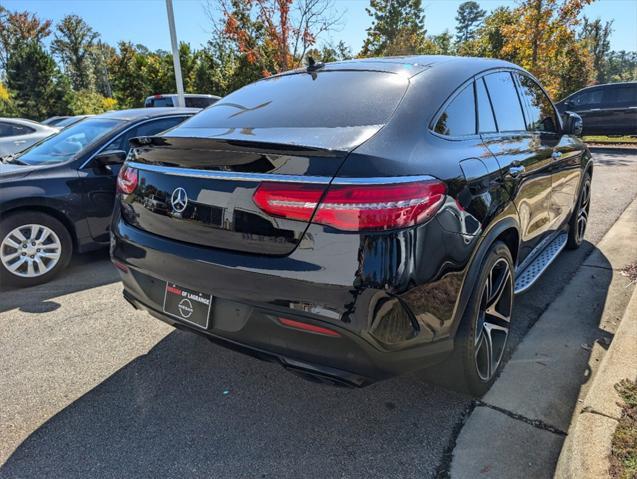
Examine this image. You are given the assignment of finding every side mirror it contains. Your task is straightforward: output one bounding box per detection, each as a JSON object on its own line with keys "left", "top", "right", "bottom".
{"left": 94, "top": 150, "right": 127, "bottom": 166}
{"left": 562, "top": 111, "right": 583, "bottom": 137}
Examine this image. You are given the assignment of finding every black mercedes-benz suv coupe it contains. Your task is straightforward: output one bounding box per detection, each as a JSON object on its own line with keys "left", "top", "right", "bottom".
{"left": 111, "top": 56, "right": 592, "bottom": 395}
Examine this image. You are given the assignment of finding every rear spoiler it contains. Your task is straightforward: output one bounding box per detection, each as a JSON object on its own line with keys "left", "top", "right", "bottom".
{"left": 128, "top": 135, "right": 346, "bottom": 158}
{"left": 128, "top": 121, "right": 384, "bottom": 156}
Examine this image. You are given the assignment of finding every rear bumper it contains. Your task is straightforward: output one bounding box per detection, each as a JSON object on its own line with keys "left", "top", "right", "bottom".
{"left": 111, "top": 215, "right": 461, "bottom": 384}
{"left": 121, "top": 289, "right": 375, "bottom": 386}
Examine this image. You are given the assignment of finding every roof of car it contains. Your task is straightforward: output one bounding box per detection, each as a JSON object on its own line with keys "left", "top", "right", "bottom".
{"left": 96, "top": 107, "right": 200, "bottom": 121}
{"left": 0, "top": 117, "right": 58, "bottom": 130}
{"left": 569, "top": 81, "right": 637, "bottom": 92}
{"left": 147, "top": 94, "right": 221, "bottom": 98}
{"left": 271, "top": 55, "right": 518, "bottom": 79}
{"left": 0, "top": 117, "right": 45, "bottom": 125}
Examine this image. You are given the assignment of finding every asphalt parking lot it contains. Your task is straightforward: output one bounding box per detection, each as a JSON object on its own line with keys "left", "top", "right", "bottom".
{"left": 1, "top": 148, "right": 636, "bottom": 479}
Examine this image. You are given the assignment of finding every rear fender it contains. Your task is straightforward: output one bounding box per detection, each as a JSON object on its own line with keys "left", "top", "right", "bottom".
{"left": 447, "top": 208, "right": 520, "bottom": 340}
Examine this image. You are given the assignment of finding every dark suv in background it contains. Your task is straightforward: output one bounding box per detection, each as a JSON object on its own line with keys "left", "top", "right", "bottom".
{"left": 556, "top": 82, "right": 637, "bottom": 136}
{"left": 112, "top": 56, "right": 591, "bottom": 396}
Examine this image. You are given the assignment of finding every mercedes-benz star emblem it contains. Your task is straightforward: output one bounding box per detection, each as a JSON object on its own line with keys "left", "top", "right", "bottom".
{"left": 171, "top": 187, "right": 188, "bottom": 213}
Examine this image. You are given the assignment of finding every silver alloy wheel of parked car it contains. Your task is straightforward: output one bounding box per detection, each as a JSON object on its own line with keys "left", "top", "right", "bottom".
{"left": 474, "top": 257, "right": 513, "bottom": 382}
{"left": 0, "top": 224, "right": 62, "bottom": 277}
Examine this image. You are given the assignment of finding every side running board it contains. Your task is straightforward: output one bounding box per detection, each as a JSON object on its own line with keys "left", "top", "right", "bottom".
{"left": 514, "top": 233, "right": 568, "bottom": 294}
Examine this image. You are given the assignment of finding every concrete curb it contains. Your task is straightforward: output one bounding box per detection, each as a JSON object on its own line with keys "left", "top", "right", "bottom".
{"left": 449, "top": 198, "right": 637, "bottom": 479}
{"left": 554, "top": 285, "right": 637, "bottom": 479}
{"left": 587, "top": 145, "right": 637, "bottom": 152}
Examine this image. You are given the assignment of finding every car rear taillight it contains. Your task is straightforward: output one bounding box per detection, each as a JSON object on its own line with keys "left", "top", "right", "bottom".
{"left": 253, "top": 182, "right": 326, "bottom": 223}
{"left": 253, "top": 179, "right": 446, "bottom": 231}
{"left": 117, "top": 165, "right": 138, "bottom": 194}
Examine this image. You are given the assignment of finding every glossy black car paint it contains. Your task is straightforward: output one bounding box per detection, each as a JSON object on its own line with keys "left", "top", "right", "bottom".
{"left": 111, "top": 56, "right": 593, "bottom": 386}
{"left": 0, "top": 108, "right": 197, "bottom": 253}
{"left": 556, "top": 82, "right": 637, "bottom": 136}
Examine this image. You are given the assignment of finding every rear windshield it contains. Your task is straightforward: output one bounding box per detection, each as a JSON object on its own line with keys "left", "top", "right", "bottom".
{"left": 185, "top": 97, "right": 217, "bottom": 108}
{"left": 146, "top": 97, "right": 174, "bottom": 107}
{"left": 179, "top": 71, "right": 408, "bottom": 129}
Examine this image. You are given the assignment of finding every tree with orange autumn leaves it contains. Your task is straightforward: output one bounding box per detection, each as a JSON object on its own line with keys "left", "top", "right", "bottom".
{"left": 208, "top": 0, "right": 342, "bottom": 81}
{"left": 0, "top": 6, "right": 52, "bottom": 71}
{"left": 499, "top": 0, "right": 595, "bottom": 98}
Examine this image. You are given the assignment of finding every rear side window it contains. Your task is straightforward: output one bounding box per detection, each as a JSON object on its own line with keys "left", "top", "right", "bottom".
{"left": 0, "top": 122, "right": 35, "bottom": 136}
{"left": 476, "top": 78, "right": 497, "bottom": 133}
{"left": 484, "top": 72, "right": 526, "bottom": 132}
{"left": 135, "top": 116, "right": 186, "bottom": 137}
{"left": 515, "top": 74, "right": 557, "bottom": 133}
{"left": 0, "top": 122, "right": 14, "bottom": 137}
{"left": 434, "top": 83, "right": 476, "bottom": 136}
{"left": 604, "top": 85, "right": 637, "bottom": 106}
{"left": 181, "top": 71, "right": 409, "bottom": 129}
{"left": 571, "top": 89, "right": 602, "bottom": 107}
{"left": 104, "top": 116, "right": 187, "bottom": 153}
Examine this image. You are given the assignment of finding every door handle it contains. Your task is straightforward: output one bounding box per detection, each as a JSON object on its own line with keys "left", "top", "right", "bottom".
{"left": 551, "top": 151, "right": 562, "bottom": 160}
{"left": 508, "top": 165, "right": 525, "bottom": 178}
{"left": 14, "top": 140, "right": 27, "bottom": 145}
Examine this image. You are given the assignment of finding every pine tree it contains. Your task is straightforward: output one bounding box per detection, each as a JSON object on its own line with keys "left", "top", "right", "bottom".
{"left": 6, "top": 40, "right": 70, "bottom": 119}
{"left": 455, "top": 1, "right": 486, "bottom": 44}
{"left": 360, "top": 0, "right": 426, "bottom": 57}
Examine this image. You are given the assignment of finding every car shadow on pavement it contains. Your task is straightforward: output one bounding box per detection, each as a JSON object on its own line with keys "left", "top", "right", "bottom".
{"left": 0, "top": 329, "right": 469, "bottom": 479}
{"left": 0, "top": 250, "right": 118, "bottom": 314}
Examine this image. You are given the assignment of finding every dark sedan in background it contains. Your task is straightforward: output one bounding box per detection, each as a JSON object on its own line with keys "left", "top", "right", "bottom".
{"left": 0, "top": 108, "right": 197, "bottom": 287}
{"left": 556, "top": 81, "right": 637, "bottom": 136}
{"left": 111, "top": 56, "right": 591, "bottom": 396}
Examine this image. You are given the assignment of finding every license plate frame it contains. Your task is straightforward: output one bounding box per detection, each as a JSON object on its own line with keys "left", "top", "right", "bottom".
{"left": 162, "top": 282, "right": 213, "bottom": 329}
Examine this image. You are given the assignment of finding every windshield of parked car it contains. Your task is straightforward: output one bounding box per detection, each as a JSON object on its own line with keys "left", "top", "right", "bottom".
{"left": 17, "top": 118, "right": 123, "bottom": 165}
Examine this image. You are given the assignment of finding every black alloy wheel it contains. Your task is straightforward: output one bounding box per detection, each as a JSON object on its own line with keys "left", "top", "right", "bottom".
{"left": 449, "top": 241, "right": 514, "bottom": 396}
{"left": 567, "top": 173, "right": 591, "bottom": 250}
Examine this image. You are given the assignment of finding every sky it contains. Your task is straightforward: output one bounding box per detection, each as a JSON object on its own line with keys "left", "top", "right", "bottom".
{"left": 6, "top": 0, "right": 637, "bottom": 54}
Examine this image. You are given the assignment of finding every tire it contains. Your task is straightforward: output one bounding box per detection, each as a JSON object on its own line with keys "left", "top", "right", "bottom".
{"left": 566, "top": 173, "right": 591, "bottom": 250}
{"left": 449, "top": 241, "right": 515, "bottom": 396}
{"left": 0, "top": 212, "right": 73, "bottom": 288}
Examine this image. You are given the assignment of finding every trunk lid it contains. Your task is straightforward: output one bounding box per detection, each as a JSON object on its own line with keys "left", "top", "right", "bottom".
{"left": 123, "top": 135, "right": 358, "bottom": 255}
